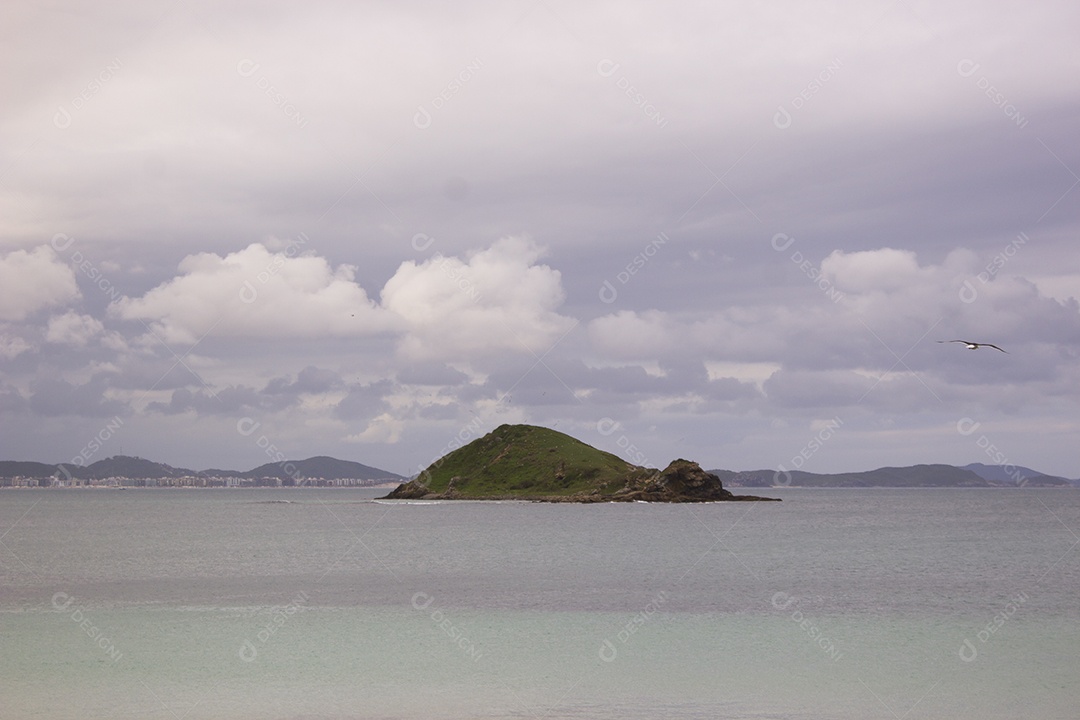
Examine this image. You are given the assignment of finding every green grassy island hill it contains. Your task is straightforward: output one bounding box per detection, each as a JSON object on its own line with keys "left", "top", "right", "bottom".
{"left": 382, "top": 424, "right": 779, "bottom": 502}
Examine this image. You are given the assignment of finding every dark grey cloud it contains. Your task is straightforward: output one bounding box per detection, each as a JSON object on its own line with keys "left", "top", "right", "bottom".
{"left": 148, "top": 385, "right": 295, "bottom": 416}
{"left": 0, "top": 383, "right": 28, "bottom": 413}
{"left": 103, "top": 357, "right": 208, "bottom": 392}
{"left": 333, "top": 380, "right": 396, "bottom": 422}
{"left": 29, "top": 377, "right": 127, "bottom": 418}
{"left": 394, "top": 360, "right": 471, "bottom": 387}
{"left": 264, "top": 365, "right": 344, "bottom": 395}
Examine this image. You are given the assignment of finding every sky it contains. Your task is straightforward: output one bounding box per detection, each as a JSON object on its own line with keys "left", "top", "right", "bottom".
{"left": 1, "top": 0, "right": 1078, "bottom": 478}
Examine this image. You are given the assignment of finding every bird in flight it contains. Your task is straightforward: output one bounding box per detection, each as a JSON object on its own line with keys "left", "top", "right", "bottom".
{"left": 937, "top": 340, "right": 1008, "bottom": 353}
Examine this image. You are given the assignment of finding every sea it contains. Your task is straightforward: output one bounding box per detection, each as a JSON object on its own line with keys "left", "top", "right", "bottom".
{"left": 1, "top": 487, "right": 1077, "bottom": 719}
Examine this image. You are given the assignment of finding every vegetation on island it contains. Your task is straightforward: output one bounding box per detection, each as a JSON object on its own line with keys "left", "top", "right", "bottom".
{"left": 382, "top": 423, "right": 779, "bottom": 502}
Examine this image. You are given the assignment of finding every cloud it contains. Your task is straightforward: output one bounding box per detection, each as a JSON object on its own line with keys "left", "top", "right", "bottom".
{"left": 99, "top": 355, "right": 208, "bottom": 392}
{"left": 0, "top": 247, "right": 79, "bottom": 321}
{"left": 109, "top": 238, "right": 575, "bottom": 369}
{"left": 394, "top": 360, "right": 471, "bottom": 387}
{"left": 587, "top": 310, "right": 672, "bottom": 359}
{"left": 264, "top": 365, "right": 344, "bottom": 395}
{"left": 46, "top": 311, "right": 104, "bottom": 346}
{"left": 29, "top": 377, "right": 126, "bottom": 418}
{"left": 0, "top": 333, "right": 33, "bottom": 359}
{"left": 111, "top": 243, "right": 400, "bottom": 344}
{"left": 381, "top": 236, "right": 576, "bottom": 361}
{"left": 821, "top": 248, "right": 925, "bottom": 293}
{"left": 763, "top": 368, "right": 875, "bottom": 410}
{"left": 346, "top": 412, "right": 405, "bottom": 444}
{"left": 584, "top": 247, "right": 1080, "bottom": 398}
{"left": 0, "top": 383, "right": 27, "bottom": 413}
{"left": 588, "top": 306, "right": 794, "bottom": 367}
{"left": 148, "top": 384, "right": 297, "bottom": 416}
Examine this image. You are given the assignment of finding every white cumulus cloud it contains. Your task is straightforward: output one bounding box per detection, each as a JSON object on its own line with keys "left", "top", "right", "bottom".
{"left": 588, "top": 310, "right": 673, "bottom": 359}
{"left": 0, "top": 246, "right": 80, "bottom": 321}
{"left": 381, "top": 236, "right": 576, "bottom": 360}
{"left": 46, "top": 311, "right": 105, "bottom": 346}
{"left": 820, "top": 247, "right": 927, "bottom": 293}
{"left": 111, "top": 243, "right": 400, "bottom": 344}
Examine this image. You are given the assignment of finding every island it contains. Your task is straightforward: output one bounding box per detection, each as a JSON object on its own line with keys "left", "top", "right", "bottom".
{"left": 381, "top": 423, "right": 780, "bottom": 502}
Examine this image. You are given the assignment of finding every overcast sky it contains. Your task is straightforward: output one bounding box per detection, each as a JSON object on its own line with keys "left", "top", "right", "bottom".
{"left": 2, "top": 0, "right": 1078, "bottom": 478}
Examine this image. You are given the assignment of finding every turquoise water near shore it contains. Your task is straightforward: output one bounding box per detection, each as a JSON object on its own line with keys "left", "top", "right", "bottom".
{"left": 2, "top": 488, "right": 1078, "bottom": 718}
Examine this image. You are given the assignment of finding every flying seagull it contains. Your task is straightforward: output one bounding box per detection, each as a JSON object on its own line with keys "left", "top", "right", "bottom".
{"left": 937, "top": 340, "right": 1008, "bottom": 353}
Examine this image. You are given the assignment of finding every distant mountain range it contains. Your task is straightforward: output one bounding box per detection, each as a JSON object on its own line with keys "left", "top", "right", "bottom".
{"left": 1, "top": 453, "right": 1074, "bottom": 488}
{"left": 714, "top": 462, "right": 1077, "bottom": 488}
{"left": 0, "top": 455, "right": 405, "bottom": 486}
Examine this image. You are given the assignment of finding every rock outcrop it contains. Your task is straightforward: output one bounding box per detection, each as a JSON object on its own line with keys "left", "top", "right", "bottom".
{"left": 612, "top": 459, "right": 739, "bottom": 502}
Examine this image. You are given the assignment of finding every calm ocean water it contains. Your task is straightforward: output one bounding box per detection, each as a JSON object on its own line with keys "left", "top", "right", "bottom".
{"left": 1, "top": 487, "right": 1077, "bottom": 719}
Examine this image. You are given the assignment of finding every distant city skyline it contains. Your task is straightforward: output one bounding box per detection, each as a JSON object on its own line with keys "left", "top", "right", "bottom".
{"left": 1, "top": 1, "right": 1078, "bottom": 477}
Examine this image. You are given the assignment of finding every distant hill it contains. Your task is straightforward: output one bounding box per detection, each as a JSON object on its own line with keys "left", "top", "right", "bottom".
{"left": 382, "top": 424, "right": 776, "bottom": 502}
{"left": 392, "top": 423, "right": 653, "bottom": 497}
{"left": 716, "top": 463, "right": 1079, "bottom": 488}
{"left": 715, "top": 464, "right": 995, "bottom": 488}
{"left": 0, "top": 461, "right": 66, "bottom": 479}
{"left": 963, "top": 463, "right": 1074, "bottom": 487}
{"left": 80, "top": 455, "right": 198, "bottom": 479}
{"left": 243, "top": 456, "right": 405, "bottom": 481}
{"left": 0, "top": 454, "right": 403, "bottom": 484}
{"left": 0, "top": 457, "right": 192, "bottom": 480}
